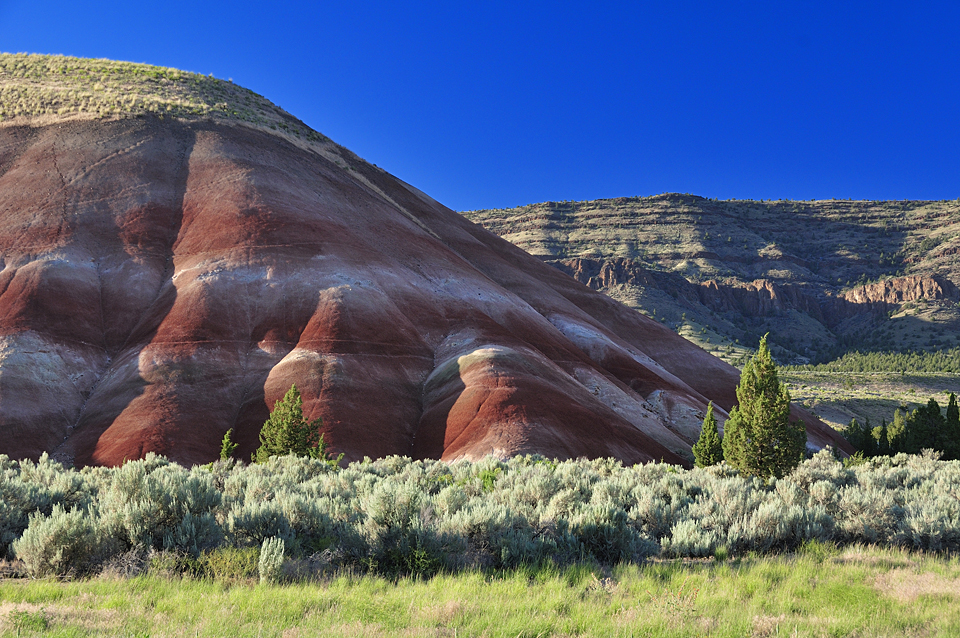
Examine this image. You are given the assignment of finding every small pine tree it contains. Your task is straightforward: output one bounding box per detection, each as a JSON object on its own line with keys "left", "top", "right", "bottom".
{"left": 844, "top": 418, "right": 875, "bottom": 456}
{"left": 253, "top": 385, "right": 341, "bottom": 466}
{"left": 888, "top": 406, "right": 907, "bottom": 453}
{"left": 219, "top": 428, "right": 238, "bottom": 461}
{"left": 692, "top": 402, "right": 724, "bottom": 467}
{"left": 860, "top": 417, "right": 876, "bottom": 456}
{"left": 873, "top": 419, "right": 890, "bottom": 456}
{"left": 902, "top": 399, "right": 945, "bottom": 455}
{"left": 721, "top": 334, "right": 806, "bottom": 479}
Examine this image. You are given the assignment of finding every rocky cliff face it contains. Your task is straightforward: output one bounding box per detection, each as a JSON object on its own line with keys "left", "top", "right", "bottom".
{"left": 557, "top": 258, "right": 959, "bottom": 327}
{"left": 836, "top": 275, "right": 959, "bottom": 308}
{"left": 555, "top": 258, "right": 826, "bottom": 322}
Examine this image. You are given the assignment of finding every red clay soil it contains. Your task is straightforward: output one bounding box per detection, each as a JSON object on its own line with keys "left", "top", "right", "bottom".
{"left": 0, "top": 117, "right": 852, "bottom": 466}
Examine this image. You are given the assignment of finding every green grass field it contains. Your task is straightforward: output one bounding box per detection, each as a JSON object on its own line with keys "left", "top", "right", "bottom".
{"left": 2, "top": 545, "right": 959, "bottom": 637}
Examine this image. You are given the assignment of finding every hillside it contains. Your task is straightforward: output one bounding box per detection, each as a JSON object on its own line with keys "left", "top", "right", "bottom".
{"left": 464, "top": 194, "right": 960, "bottom": 367}
{"left": 0, "top": 54, "right": 852, "bottom": 465}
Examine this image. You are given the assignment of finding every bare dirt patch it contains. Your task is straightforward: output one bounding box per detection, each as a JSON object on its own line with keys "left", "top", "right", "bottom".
{"left": 874, "top": 569, "right": 960, "bottom": 602}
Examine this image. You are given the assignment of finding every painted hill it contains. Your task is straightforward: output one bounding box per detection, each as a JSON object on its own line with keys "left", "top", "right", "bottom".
{"left": 0, "top": 54, "right": 849, "bottom": 466}
{"left": 464, "top": 195, "right": 960, "bottom": 367}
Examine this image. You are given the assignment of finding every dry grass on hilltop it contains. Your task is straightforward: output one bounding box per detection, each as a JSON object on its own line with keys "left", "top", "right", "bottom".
{"left": 0, "top": 53, "right": 325, "bottom": 143}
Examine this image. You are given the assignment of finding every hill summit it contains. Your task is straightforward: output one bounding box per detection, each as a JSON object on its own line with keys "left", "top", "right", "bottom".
{"left": 0, "top": 55, "right": 849, "bottom": 465}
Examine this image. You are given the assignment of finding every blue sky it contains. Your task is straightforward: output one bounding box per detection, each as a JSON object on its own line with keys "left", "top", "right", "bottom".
{"left": 1, "top": 1, "right": 958, "bottom": 210}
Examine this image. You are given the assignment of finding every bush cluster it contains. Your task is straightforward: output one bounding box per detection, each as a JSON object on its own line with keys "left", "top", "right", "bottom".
{"left": 3, "top": 450, "right": 960, "bottom": 579}
{"left": 784, "top": 348, "right": 960, "bottom": 374}
{"left": 845, "top": 393, "right": 960, "bottom": 459}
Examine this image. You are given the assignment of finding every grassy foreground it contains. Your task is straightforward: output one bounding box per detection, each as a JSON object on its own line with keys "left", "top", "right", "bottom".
{"left": 1, "top": 545, "right": 959, "bottom": 637}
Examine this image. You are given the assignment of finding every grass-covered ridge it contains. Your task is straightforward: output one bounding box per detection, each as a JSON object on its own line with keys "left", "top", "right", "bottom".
{"left": 0, "top": 53, "right": 325, "bottom": 142}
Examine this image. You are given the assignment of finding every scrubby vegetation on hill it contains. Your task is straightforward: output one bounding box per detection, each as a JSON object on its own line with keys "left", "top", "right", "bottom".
{"left": 785, "top": 347, "right": 960, "bottom": 374}
{"left": 3, "top": 450, "right": 960, "bottom": 582}
{"left": 0, "top": 53, "right": 325, "bottom": 142}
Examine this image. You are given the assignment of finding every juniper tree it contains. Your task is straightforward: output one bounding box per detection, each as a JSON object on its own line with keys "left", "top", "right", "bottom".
{"left": 946, "top": 393, "right": 960, "bottom": 459}
{"left": 253, "top": 384, "right": 341, "bottom": 466}
{"left": 692, "top": 402, "right": 724, "bottom": 467}
{"left": 219, "top": 428, "right": 238, "bottom": 461}
{"left": 873, "top": 419, "right": 890, "bottom": 456}
{"left": 845, "top": 418, "right": 876, "bottom": 456}
{"left": 901, "top": 399, "right": 945, "bottom": 456}
{"left": 888, "top": 407, "right": 908, "bottom": 453}
{"left": 721, "top": 335, "right": 806, "bottom": 479}
{"left": 948, "top": 393, "right": 960, "bottom": 426}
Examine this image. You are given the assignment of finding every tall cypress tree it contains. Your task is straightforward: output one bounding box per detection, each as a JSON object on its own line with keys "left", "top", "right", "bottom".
{"left": 721, "top": 335, "right": 806, "bottom": 479}
{"left": 693, "top": 402, "right": 724, "bottom": 467}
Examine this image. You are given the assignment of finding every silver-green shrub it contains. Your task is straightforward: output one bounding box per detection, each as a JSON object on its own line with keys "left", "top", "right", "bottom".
{"left": 12, "top": 505, "right": 112, "bottom": 577}
{"left": 5, "top": 448, "right": 960, "bottom": 577}
{"left": 97, "top": 456, "right": 223, "bottom": 555}
{"left": 258, "top": 536, "right": 285, "bottom": 584}
{"left": 0, "top": 454, "right": 97, "bottom": 558}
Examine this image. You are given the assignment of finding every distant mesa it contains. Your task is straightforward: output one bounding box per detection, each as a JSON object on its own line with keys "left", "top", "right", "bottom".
{"left": 0, "top": 54, "right": 850, "bottom": 466}
{"left": 464, "top": 195, "right": 960, "bottom": 366}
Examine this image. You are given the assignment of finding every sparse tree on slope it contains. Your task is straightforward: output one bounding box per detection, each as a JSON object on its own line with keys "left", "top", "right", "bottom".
{"left": 253, "top": 384, "right": 341, "bottom": 466}
{"left": 693, "top": 402, "right": 724, "bottom": 467}
{"left": 721, "top": 334, "right": 806, "bottom": 479}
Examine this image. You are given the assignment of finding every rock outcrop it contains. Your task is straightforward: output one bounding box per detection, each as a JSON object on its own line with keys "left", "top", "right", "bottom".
{"left": 555, "top": 258, "right": 825, "bottom": 321}
{"left": 556, "top": 257, "right": 959, "bottom": 328}
{"left": 465, "top": 196, "right": 960, "bottom": 363}
{"left": 832, "top": 275, "right": 959, "bottom": 311}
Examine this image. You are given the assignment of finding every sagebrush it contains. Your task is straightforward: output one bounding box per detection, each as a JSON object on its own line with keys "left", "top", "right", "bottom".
{"left": 4, "top": 449, "right": 960, "bottom": 578}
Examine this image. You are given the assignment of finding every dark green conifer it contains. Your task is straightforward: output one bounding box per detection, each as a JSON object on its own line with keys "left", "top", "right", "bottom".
{"left": 888, "top": 407, "right": 907, "bottom": 454}
{"left": 946, "top": 393, "right": 960, "bottom": 459}
{"left": 873, "top": 419, "right": 890, "bottom": 456}
{"left": 845, "top": 418, "right": 876, "bottom": 456}
{"left": 902, "top": 399, "right": 945, "bottom": 455}
{"left": 253, "top": 384, "right": 341, "bottom": 466}
{"left": 721, "top": 335, "right": 806, "bottom": 479}
{"left": 693, "top": 402, "right": 724, "bottom": 467}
